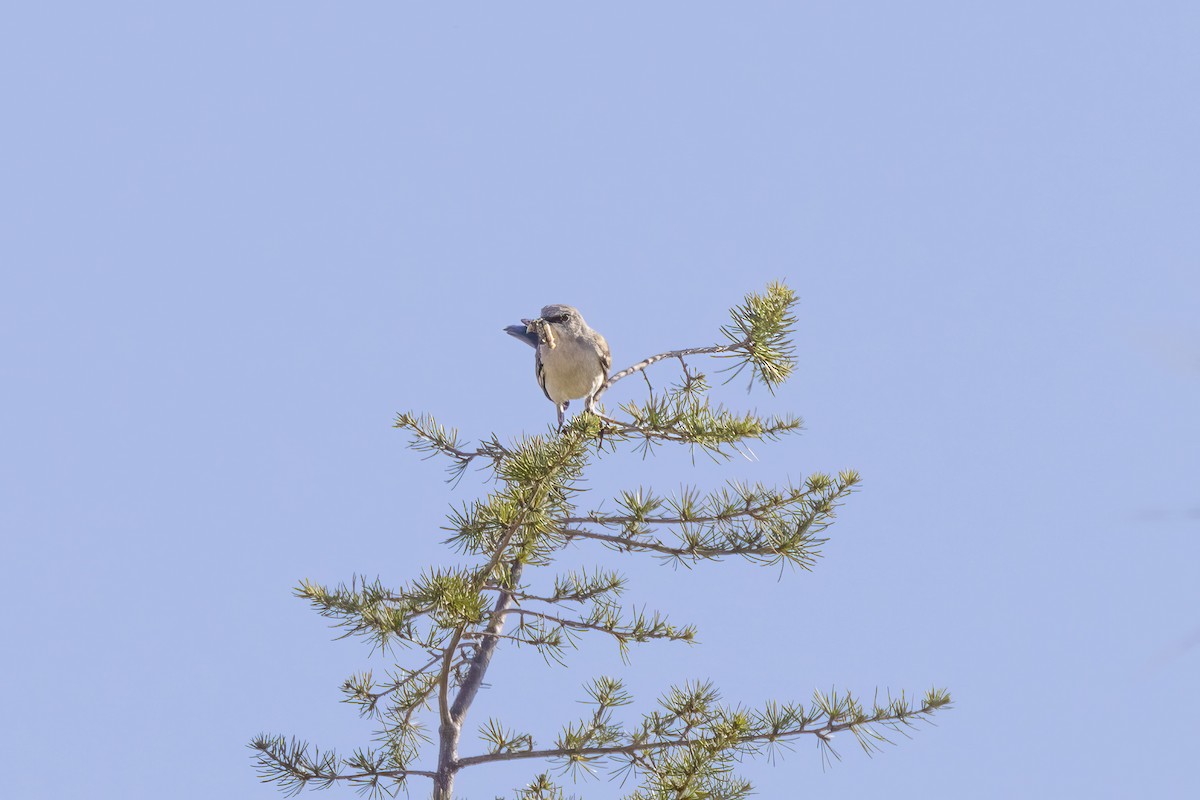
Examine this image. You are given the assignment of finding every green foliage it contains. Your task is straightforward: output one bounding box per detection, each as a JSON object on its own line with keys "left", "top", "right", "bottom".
{"left": 507, "top": 680, "right": 953, "bottom": 798}
{"left": 720, "top": 281, "right": 799, "bottom": 392}
{"left": 250, "top": 734, "right": 416, "bottom": 798}
{"left": 295, "top": 568, "right": 490, "bottom": 651}
{"left": 507, "top": 774, "right": 576, "bottom": 800}
{"left": 613, "top": 394, "right": 802, "bottom": 459}
{"left": 444, "top": 423, "right": 593, "bottom": 567}
{"left": 480, "top": 718, "right": 535, "bottom": 756}
{"left": 251, "top": 282, "right": 951, "bottom": 799}
{"left": 561, "top": 472, "right": 860, "bottom": 568}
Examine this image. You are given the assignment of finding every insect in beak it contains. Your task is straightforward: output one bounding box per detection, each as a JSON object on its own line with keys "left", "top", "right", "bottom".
{"left": 525, "top": 318, "right": 557, "bottom": 349}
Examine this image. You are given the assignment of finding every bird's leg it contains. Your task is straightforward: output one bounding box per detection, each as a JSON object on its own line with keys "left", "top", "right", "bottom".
{"left": 556, "top": 402, "right": 567, "bottom": 430}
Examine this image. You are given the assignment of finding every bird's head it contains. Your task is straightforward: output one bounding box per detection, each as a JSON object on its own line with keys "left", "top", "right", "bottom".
{"left": 508, "top": 305, "right": 585, "bottom": 350}
{"left": 533, "top": 305, "right": 585, "bottom": 332}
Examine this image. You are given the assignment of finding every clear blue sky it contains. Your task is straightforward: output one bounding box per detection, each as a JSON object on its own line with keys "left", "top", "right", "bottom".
{"left": 3, "top": 3, "right": 1198, "bottom": 798}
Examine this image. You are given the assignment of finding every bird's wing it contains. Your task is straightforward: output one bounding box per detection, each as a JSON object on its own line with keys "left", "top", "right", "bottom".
{"left": 504, "top": 324, "right": 539, "bottom": 348}
{"left": 535, "top": 346, "right": 553, "bottom": 402}
{"left": 596, "top": 333, "right": 612, "bottom": 381}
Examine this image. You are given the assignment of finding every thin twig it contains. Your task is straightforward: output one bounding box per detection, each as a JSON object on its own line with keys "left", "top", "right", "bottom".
{"left": 559, "top": 527, "right": 788, "bottom": 559}
{"left": 562, "top": 492, "right": 820, "bottom": 528}
{"left": 367, "top": 653, "right": 443, "bottom": 706}
{"left": 596, "top": 340, "right": 747, "bottom": 401}
{"left": 454, "top": 702, "right": 946, "bottom": 769}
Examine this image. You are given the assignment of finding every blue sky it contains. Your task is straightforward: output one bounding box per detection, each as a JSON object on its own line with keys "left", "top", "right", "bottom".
{"left": 2, "top": 3, "right": 1198, "bottom": 798}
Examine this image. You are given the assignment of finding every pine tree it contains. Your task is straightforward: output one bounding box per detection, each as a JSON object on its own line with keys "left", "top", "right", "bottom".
{"left": 250, "top": 283, "right": 951, "bottom": 799}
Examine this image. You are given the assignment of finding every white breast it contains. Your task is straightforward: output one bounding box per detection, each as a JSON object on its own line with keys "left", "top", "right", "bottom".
{"left": 540, "top": 335, "right": 605, "bottom": 404}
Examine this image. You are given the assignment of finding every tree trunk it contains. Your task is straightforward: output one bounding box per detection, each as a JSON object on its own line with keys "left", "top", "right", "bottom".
{"left": 433, "top": 561, "right": 524, "bottom": 797}
{"left": 432, "top": 717, "right": 458, "bottom": 799}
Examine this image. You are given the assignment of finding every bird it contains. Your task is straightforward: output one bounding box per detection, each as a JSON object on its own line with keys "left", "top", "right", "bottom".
{"left": 504, "top": 305, "right": 611, "bottom": 428}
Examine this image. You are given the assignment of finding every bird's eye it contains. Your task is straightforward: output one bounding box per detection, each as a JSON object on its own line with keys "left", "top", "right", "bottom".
{"left": 545, "top": 314, "right": 568, "bottom": 324}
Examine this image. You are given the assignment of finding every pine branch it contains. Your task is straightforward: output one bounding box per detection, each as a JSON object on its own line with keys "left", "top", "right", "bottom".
{"left": 491, "top": 579, "right": 626, "bottom": 607}
{"left": 455, "top": 686, "right": 953, "bottom": 771}
{"left": 340, "top": 655, "right": 442, "bottom": 718}
{"left": 717, "top": 281, "right": 798, "bottom": 393}
{"left": 393, "top": 412, "right": 511, "bottom": 482}
{"left": 559, "top": 526, "right": 821, "bottom": 563}
{"left": 248, "top": 734, "right": 436, "bottom": 797}
{"left": 596, "top": 281, "right": 799, "bottom": 403}
{"left": 597, "top": 342, "right": 746, "bottom": 401}
{"left": 507, "top": 773, "right": 579, "bottom": 800}
{"left": 595, "top": 400, "right": 802, "bottom": 459}
{"left": 565, "top": 477, "right": 855, "bottom": 529}
{"left": 479, "top": 717, "right": 536, "bottom": 756}
{"left": 296, "top": 570, "right": 489, "bottom": 652}
{"left": 555, "top": 473, "right": 859, "bottom": 567}
{"left": 505, "top": 606, "right": 696, "bottom": 651}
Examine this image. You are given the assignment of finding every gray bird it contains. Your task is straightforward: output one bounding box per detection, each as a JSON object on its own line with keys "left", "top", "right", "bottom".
{"left": 505, "top": 305, "right": 611, "bottom": 428}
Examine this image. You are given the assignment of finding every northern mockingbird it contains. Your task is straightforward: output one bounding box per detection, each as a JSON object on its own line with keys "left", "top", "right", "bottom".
{"left": 505, "top": 305, "right": 611, "bottom": 428}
